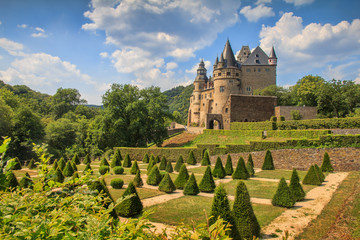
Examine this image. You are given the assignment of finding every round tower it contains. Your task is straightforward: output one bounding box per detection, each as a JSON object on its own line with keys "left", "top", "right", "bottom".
{"left": 268, "top": 46, "right": 277, "bottom": 65}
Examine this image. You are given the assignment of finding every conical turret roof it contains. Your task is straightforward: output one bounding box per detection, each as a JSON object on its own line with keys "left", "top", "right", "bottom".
{"left": 222, "top": 39, "right": 237, "bottom": 67}
{"left": 269, "top": 46, "right": 277, "bottom": 59}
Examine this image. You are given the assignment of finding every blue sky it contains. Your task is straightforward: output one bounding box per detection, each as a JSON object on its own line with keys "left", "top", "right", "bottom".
{"left": 0, "top": 0, "right": 359, "bottom": 104}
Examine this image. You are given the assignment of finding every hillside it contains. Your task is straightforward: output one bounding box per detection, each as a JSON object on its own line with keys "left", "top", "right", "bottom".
{"left": 163, "top": 84, "right": 193, "bottom": 124}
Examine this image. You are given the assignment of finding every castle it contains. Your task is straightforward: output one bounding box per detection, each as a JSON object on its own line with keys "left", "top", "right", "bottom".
{"left": 187, "top": 40, "right": 278, "bottom": 130}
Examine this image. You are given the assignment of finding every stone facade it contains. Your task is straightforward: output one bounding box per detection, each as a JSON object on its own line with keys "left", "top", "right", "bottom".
{"left": 275, "top": 106, "right": 317, "bottom": 120}
{"left": 211, "top": 148, "right": 360, "bottom": 172}
{"left": 188, "top": 40, "right": 277, "bottom": 129}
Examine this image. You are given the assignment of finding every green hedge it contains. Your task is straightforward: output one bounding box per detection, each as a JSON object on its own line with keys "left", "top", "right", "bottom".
{"left": 231, "top": 121, "right": 274, "bottom": 130}
{"left": 277, "top": 117, "right": 360, "bottom": 130}
{"left": 203, "top": 129, "right": 263, "bottom": 137}
{"left": 266, "top": 130, "right": 331, "bottom": 139}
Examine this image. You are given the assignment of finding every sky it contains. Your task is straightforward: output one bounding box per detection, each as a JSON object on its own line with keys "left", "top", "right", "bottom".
{"left": 0, "top": 0, "right": 360, "bottom": 105}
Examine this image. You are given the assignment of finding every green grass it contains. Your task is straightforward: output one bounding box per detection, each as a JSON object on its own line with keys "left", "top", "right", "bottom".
{"left": 144, "top": 195, "right": 285, "bottom": 227}
{"left": 109, "top": 187, "right": 164, "bottom": 201}
{"left": 255, "top": 170, "right": 308, "bottom": 181}
{"left": 182, "top": 134, "right": 260, "bottom": 147}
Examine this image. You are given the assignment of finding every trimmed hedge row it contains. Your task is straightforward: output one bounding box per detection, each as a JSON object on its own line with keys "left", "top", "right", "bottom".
{"left": 266, "top": 130, "right": 331, "bottom": 139}
{"left": 203, "top": 129, "right": 263, "bottom": 137}
{"left": 231, "top": 121, "right": 274, "bottom": 130}
{"left": 277, "top": 117, "right": 360, "bottom": 130}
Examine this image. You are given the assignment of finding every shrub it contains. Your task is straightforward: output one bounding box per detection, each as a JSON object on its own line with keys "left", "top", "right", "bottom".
{"left": 314, "top": 164, "right": 325, "bottom": 182}
{"left": 27, "top": 158, "right": 36, "bottom": 169}
{"left": 302, "top": 165, "right": 322, "bottom": 186}
{"left": 201, "top": 150, "right": 211, "bottom": 166}
{"left": 291, "top": 110, "right": 302, "bottom": 120}
{"left": 272, "top": 177, "right": 296, "bottom": 208}
{"left": 232, "top": 157, "right": 249, "bottom": 180}
{"left": 133, "top": 170, "right": 143, "bottom": 187}
{"left": 51, "top": 159, "right": 57, "bottom": 170}
{"left": 149, "top": 154, "right": 155, "bottom": 163}
{"left": 321, "top": 152, "right": 334, "bottom": 172}
{"left": 99, "top": 166, "right": 110, "bottom": 175}
{"left": 212, "top": 157, "right": 226, "bottom": 179}
{"left": 159, "top": 156, "right": 167, "bottom": 170}
{"left": 174, "top": 164, "right": 189, "bottom": 189}
{"left": 183, "top": 173, "right": 200, "bottom": 195}
{"left": 9, "top": 157, "right": 22, "bottom": 170}
{"left": 187, "top": 150, "right": 197, "bottom": 165}
{"left": 142, "top": 153, "right": 149, "bottom": 163}
{"left": 71, "top": 161, "right": 78, "bottom": 171}
{"left": 246, "top": 161, "right": 255, "bottom": 177}
{"left": 113, "top": 166, "right": 124, "bottom": 175}
{"left": 54, "top": 168, "right": 65, "bottom": 183}
{"left": 19, "top": 173, "right": 33, "bottom": 189}
{"left": 83, "top": 163, "right": 93, "bottom": 174}
{"left": 262, "top": 150, "right": 275, "bottom": 170}
{"left": 6, "top": 171, "right": 19, "bottom": 190}
{"left": 72, "top": 172, "right": 79, "bottom": 179}
{"left": 72, "top": 153, "right": 80, "bottom": 165}
{"left": 279, "top": 115, "right": 285, "bottom": 121}
{"left": 130, "top": 160, "right": 140, "bottom": 175}
{"left": 174, "top": 155, "right": 184, "bottom": 172}
{"left": 115, "top": 181, "right": 143, "bottom": 217}
{"left": 224, "top": 154, "right": 233, "bottom": 176}
{"left": 123, "top": 154, "right": 132, "bottom": 168}
{"left": 146, "top": 165, "right": 162, "bottom": 186}
{"left": 147, "top": 159, "right": 155, "bottom": 174}
{"left": 289, "top": 169, "right": 305, "bottom": 201}
{"left": 199, "top": 166, "right": 216, "bottom": 193}
{"left": 100, "top": 157, "right": 110, "bottom": 167}
{"left": 83, "top": 154, "right": 91, "bottom": 164}
{"left": 247, "top": 154, "right": 254, "bottom": 168}
{"left": 111, "top": 149, "right": 122, "bottom": 168}
{"left": 111, "top": 178, "right": 124, "bottom": 189}
{"left": 210, "top": 184, "right": 240, "bottom": 239}
{"left": 58, "top": 157, "right": 66, "bottom": 170}
{"left": 165, "top": 161, "right": 173, "bottom": 173}
{"left": 155, "top": 156, "right": 161, "bottom": 163}
{"left": 233, "top": 181, "right": 260, "bottom": 239}
{"left": 63, "top": 162, "right": 74, "bottom": 177}
{"left": 158, "top": 173, "right": 176, "bottom": 193}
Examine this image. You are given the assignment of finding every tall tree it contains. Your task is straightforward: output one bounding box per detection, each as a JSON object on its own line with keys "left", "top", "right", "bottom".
{"left": 51, "top": 88, "right": 86, "bottom": 119}
{"left": 293, "top": 75, "right": 325, "bottom": 107}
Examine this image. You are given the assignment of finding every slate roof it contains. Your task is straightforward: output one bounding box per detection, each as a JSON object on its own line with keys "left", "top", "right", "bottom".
{"left": 242, "top": 46, "right": 269, "bottom": 66}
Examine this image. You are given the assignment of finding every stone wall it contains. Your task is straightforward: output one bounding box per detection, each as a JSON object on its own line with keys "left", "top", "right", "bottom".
{"left": 275, "top": 106, "right": 317, "bottom": 120}
{"left": 211, "top": 147, "right": 360, "bottom": 172}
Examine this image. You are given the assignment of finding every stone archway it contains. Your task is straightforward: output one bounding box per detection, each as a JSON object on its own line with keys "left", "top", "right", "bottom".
{"left": 206, "top": 114, "right": 223, "bottom": 129}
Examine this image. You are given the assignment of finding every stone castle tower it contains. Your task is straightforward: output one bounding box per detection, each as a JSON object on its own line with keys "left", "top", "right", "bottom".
{"left": 188, "top": 40, "right": 277, "bottom": 129}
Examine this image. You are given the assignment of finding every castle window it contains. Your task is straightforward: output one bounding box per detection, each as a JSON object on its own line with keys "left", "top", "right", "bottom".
{"left": 255, "top": 54, "right": 259, "bottom": 57}
{"left": 205, "top": 94, "right": 207, "bottom": 98}
{"left": 229, "top": 80, "right": 233, "bottom": 83}
{"left": 198, "top": 95, "right": 201, "bottom": 100}
{"left": 246, "top": 68, "right": 250, "bottom": 72}
{"left": 220, "top": 86, "right": 225, "bottom": 92}
{"left": 225, "top": 108, "right": 228, "bottom": 113}
{"left": 255, "top": 60, "right": 260, "bottom": 64}
{"left": 210, "top": 93, "right": 212, "bottom": 98}
{"left": 218, "top": 73, "right": 221, "bottom": 76}
{"left": 203, "top": 103, "right": 205, "bottom": 106}
{"left": 246, "top": 87, "right": 251, "bottom": 92}
{"left": 236, "top": 73, "right": 239, "bottom": 76}
{"left": 266, "top": 68, "right": 270, "bottom": 72}
{"left": 226, "top": 72, "right": 231, "bottom": 76}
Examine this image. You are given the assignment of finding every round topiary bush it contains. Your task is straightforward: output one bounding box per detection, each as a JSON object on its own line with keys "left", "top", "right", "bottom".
{"left": 321, "top": 152, "right": 334, "bottom": 172}
{"left": 201, "top": 150, "right": 211, "bottom": 166}
{"left": 262, "top": 150, "right": 275, "bottom": 170}
{"left": 199, "top": 166, "right": 216, "bottom": 193}
{"left": 99, "top": 165, "right": 110, "bottom": 175}
{"left": 232, "top": 157, "right": 249, "bottom": 180}
{"left": 212, "top": 157, "right": 226, "bottom": 179}
{"left": 224, "top": 154, "right": 233, "bottom": 176}
{"left": 113, "top": 166, "right": 124, "bottom": 175}
{"left": 158, "top": 173, "right": 176, "bottom": 193}
{"left": 110, "top": 178, "right": 124, "bottom": 189}
{"left": 174, "top": 155, "right": 184, "bottom": 172}
{"left": 272, "top": 177, "right": 296, "bottom": 208}
{"left": 187, "top": 150, "right": 197, "bottom": 165}
{"left": 174, "top": 164, "right": 189, "bottom": 189}
{"left": 184, "top": 173, "right": 199, "bottom": 195}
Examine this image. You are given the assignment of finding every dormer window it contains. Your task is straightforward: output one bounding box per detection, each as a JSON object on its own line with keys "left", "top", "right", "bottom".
{"left": 255, "top": 54, "right": 259, "bottom": 57}
{"left": 255, "top": 60, "right": 260, "bottom": 64}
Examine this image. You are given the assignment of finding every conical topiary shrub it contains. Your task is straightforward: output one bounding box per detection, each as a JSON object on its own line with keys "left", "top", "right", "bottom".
{"left": 83, "top": 163, "right": 93, "bottom": 174}
{"left": 133, "top": 170, "right": 143, "bottom": 187}
{"left": 130, "top": 160, "right": 140, "bottom": 175}
{"left": 199, "top": 166, "right": 216, "bottom": 193}
{"left": 210, "top": 184, "right": 240, "bottom": 239}
{"left": 224, "top": 154, "right": 233, "bottom": 176}
{"left": 52, "top": 159, "right": 58, "bottom": 171}
{"left": 158, "top": 173, "right": 176, "bottom": 193}
{"left": 272, "top": 177, "right": 295, "bottom": 208}
{"left": 10, "top": 157, "right": 22, "bottom": 170}
{"left": 174, "top": 164, "right": 189, "bottom": 189}
{"left": 233, "top": 181, "right": 260, "bottom": 239}
{"left": 159, "top": 156, "right": 167, "bottom": 170}
{"left": 155, "top": 155, "right": 161, "bottom": 163}
{"left": 212, "top": 157, "right": 226, "bottom": 179}
{"left": 142, "top": 153, "right": 149, "bottom": 163}
{"left": 174, "top": 155, "right": 184, "bottom": 172}
{"left": 289, "top": 169, "right": 305, "bottom": 201}
{"left": 83, "top": 154, "right": 91, "bottom": 164}
{"left": 6, "top": 171, "right": 19, "bottom": 190}
{"left": 71, "top": 161, "right": 78, "bottom": 172}
{"left": 184, "top": 173, "right": 200, "bottom": 195}
{"left": 262, "top": 150, "right": 275, "bottom": 170}
{"left": 302, "top": 165, "right": 322, "bottom": 186}
{"left": 58, "top": 157, "right": 66, "bottom": 171}
{"left": 123, "top": 154, "right": 132, "bottom": 168}
{"left": 63, "top": 161, "right": 74, "bottom": 177}
{"left": 187, "top": 150, "right": 197, "bottom": 165}
{"left": 246, "top": 160, "right": 255, "bottom": 177}
{"left": 232, "top": 157, "right": 249, "bottom": 180}
{"left": 19, "top": 173, "right": 33, "bottom": 189}
{"left": 149, "top": 154, "right": 155, "bottom": 163}
{"left": 165, "top": 161, "right": 173, "bottom": 173}
{"left": 54, "top": 168, "right": 65, "bottom": 183}
{"left": 73, "top": 172, "right": 79, "bottom": 179}
{"left": 201, "top": 150, "right": 211, "bottom": 166}
{"left": 111, "top": 149, "right": 122, "bottom": 168}
{"left": 146, "top": 165, "right": 162, "bottom": 186}
{"left": 100, "top": 157, "right": 110, "bottom": 166}
{"left": 72, "top": 153, "right": 80, "bottom": 165}
{"left": 315, "top": 164, "right": 325, "bottom": 182}
{"left": 248, "top": 154, "right": 254, "bottom": 168}
{"left": 321, "top": 152, "right": 334, "bottom": 172}
{"left": 27, "top": 159, "right": 36, "bottom": 169}
{"left": 115, "top": 181, "right": 143, "bottom": 217}
{"left": 147, "top": 159, "right": 155, "bottom": 174}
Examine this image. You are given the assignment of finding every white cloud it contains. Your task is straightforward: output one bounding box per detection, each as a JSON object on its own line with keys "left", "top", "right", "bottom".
{"left": 284, "top": 0, "right": 314, "bottom": 6}
{"left": 260, "top": 13, "right": 360, "bottom": 74}
{"left": 323, "top": 61, "right": 360, "bottom": 81}
{"left": 99, "top": 52, "right": 108, "bottom": 58}
{"left": 0, "top": 38, "right": 25, "bottom": 56}
{"left": 186, "top": 60, "right": 211, "bottom": 74}
{"left": 17, "top": 24, "right": 28, "bottom": 28}
{"left": 240, "top": 4, "right": 275, "bottom": 22}
{"left": 31, "top": 27, "right": 48, "bottom": 38}
{"left": 256, "top": 0, "right": 272, "bottom": 5}
{"left": 166, "top": 62, "right": 178, "bottom": 70}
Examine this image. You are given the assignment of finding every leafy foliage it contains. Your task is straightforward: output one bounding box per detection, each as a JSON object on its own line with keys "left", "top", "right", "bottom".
{"left": 111, "top": 178, "right": 124, "bottom": 189}
{"left": 289, "top": 169, "right": 305, "bottom": 201}
{"left": 100, "top": 157, "right": 110, "bottom": 166}
{"left": 158, "top": 173, "right": 176, "bottom": 193}
{"left": 146, "top": 165, "right": 162, "bottom": 186}
{"left": 63, "top": 161, "right": 74, "bottom": 177}
{"left": 54, "top": 168, "right": 65, "bottom": 183}
{"left": 133, "top": 171, "right": 144, "bottom": 188}
{"left": 321, "top": 152, "right": 334, "bottom": 172}
{"left": 123, "top": 154, "right": 132, "bottom": 168}
{"left": 72, "top": 153, "right": 80, "bottom": 165}
{"left": 201, "top": 150, "right": 211, "bottom": 166}
{"left": 115, "top": 181, "right": 143, "bottom": 217}
{"left": 174, "top": 155, "right": 184, "bottom": 172}
{"left": 272, "top": 178, "right": 296, "bottom": 208}
{"left": 155, "top": 155, "right": 161, "bottom": 163}
{"left": 262, "top": 150, "right": 275, "bottom": 170}
{"left": 142, "top": 153, "right": 149, "bottom": 163}
{"left": 232, "top": 157, "right": 249, "bottom": 180}
{"left": 183, "top": 173, "right": 199, "bottom": 196}
{"left": 83, "top": 163, "right": 93, "bottom": 174}
{"left": 159, "top": 156, "right": 167, "bottom": 170}
{"left": 27, "top": 158, "right": 36, "bottom": 169}
{"left": 6, "top": 171, "right": 19, "bottom": 190}
{"left": 83, "top": 154, "right": 91, "bottom": 164}
{"left": 187, "top": 150, "right": 197, "bottom": 165}
{"left": 212, "top": 157, "right": 226, "bottom": 179}
{"left": 224, "top": 154, "right": 233, "bottom": 176}
{"left": 57, "top": 157, "right": 66, "bottom": 171}
{"left": 19, "top": 173, "right": 33, "bottom": 189}
{"left": 130, "top": 160, "right": 140, "bottom": 175}
{"left": 99, "top": 166, "right": 110, "bottom": 175}
{"left": 9, "top": 157, "right": 22, "bottom": 170}
{"left": 111, "top": 149, "right": 122, "bottom": 168}
{"left": 113, "top": 166, "right": 124, "bottom": 175}
{"left": 165, "top": 161, "right": 173, "bottom": 173}
{"left": 302, "top": 165, "right": 322, "bottom": 185}
{"left": 199, "top": 166, "right": 216, "bottom": 193}
{"left": 174, "top": 164, "right": 189, "bottom": 189}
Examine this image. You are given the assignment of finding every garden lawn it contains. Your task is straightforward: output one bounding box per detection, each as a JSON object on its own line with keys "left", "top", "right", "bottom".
{"left": 109, "top": 188, "right": 164, "bottom": 201}
{"left": 144, "top": 195, "right": 285, "bottom": 227}
{"left": 182, "top": 134, "right": 260, "bottom": 147}
{"left": 255, "top": 170, "right": 309, "bottom": 181}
